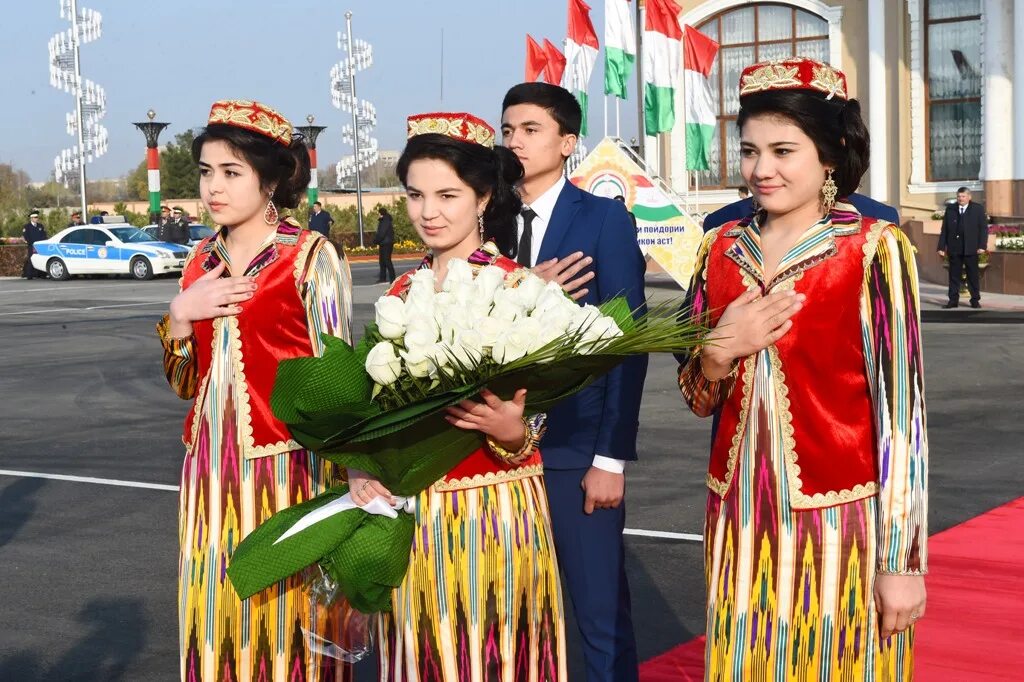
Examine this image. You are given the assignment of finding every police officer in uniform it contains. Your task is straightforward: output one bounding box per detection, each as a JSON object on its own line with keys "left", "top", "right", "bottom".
{"left": 22, "top": 210, "right": 48, "bottom": 279}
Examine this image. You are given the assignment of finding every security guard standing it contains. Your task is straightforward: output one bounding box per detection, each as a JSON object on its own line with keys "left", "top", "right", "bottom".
{"left": 22, "top": 210, "right": 48, "bottom": 279}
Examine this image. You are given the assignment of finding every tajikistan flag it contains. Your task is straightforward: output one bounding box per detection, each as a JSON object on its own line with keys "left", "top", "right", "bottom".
{"left": 683, "top": 25, "right": 719, "bottom": 171}
{"left": 603, "top": 0, "right": 635, "bottom": 99}
{"left": 643, "top": 0, "right": 683, "bottom": 135}
{"left": 562, "top": 0, "right": 600, "bottom": 135}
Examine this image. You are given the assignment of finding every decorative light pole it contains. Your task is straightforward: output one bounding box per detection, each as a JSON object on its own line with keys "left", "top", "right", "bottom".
{"left": 330, "top": 11, "right": 378, "bottom": 247}
{"left": 49, "top": 0, "right": 108, "bottom": 218}
{"left": 132, "top": 109, "right": 170, "bottom": 223}
{"left": 296, "top": 114, "right": 327, "bottom": 206}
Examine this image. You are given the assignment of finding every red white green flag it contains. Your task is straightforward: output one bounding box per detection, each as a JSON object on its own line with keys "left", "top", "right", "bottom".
{"left": 642, "top": 0, "right": 683, "bottom": 135}
{"left": 526, "top": 34, "right": 549, "bottom": 82}
{"left": 562, "top": 0, "right": 600, "bottom": 135}
{"left": 683, "top": 25, "right": 719, "bottom": 170}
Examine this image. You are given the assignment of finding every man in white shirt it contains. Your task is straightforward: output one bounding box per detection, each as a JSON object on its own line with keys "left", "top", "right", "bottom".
{"left": 501, "top": 82, "right": 647, "bottom": 682}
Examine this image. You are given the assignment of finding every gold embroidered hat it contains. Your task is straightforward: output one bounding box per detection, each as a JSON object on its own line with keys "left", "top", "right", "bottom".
{"left": 406, "top": 112, "right": 495, "bottom": 148}
{"left": 207, "top": 99, "right": 293, "bottom": 146}
{"left": 739, "top": 57, "right": 848, "bottom": 101}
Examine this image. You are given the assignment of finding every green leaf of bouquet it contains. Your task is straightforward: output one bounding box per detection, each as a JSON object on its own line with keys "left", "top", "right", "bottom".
{"left": 598, "top": 295, "right": 639, "bottom": 333}
{"left": 322, "top": 512, "right": 417, "bottom": 613}
{"left": 227, "top": 485, "right": 360, "bottom": 599}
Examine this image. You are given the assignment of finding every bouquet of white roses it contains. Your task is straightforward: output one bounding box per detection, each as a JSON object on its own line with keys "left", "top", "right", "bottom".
{"left": 365, "top": 261, "right": 625, "bottom": 407}
{"left": 228, "top": 255, "right": 706, "bottom": 616}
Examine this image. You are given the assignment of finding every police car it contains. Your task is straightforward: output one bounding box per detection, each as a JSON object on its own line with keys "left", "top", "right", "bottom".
{"left": 30, "top": 220, "right": 191, "bottom": 281}
{"left": 142, "top": 223, "right": 216, "bottom": 247}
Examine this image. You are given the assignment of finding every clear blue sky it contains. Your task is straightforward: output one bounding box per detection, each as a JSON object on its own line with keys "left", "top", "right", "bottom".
{"left": 2, "top": 0, "right": 643, "bottom": 182}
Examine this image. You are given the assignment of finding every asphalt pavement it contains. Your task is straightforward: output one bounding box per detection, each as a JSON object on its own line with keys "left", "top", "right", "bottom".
{"left": 0, "top": 261, "right": 1021, "bottom": 680}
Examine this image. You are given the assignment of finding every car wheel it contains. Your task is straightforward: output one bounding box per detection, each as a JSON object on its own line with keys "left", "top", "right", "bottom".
{"left": 130, "top": 256, "right": 154, "bottom": 281}
{"left": 47, "top": 258, "right": 70, "bottom": 281}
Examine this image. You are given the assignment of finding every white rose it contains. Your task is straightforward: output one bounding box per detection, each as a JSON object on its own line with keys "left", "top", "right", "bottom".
{"left": 442, "top": 258, "right": 474, "bottom": 292}
{"left": 374, "top": 296, "right": 407, "bottom": 339}
{"left": 408, "top": 268, "right": 436, "bottom": 289}
{"left": 576, "top": 315, "right": 624, "bottom": 353}
{"left": 534, "top": 281, "right": 572, "bottom": 315}
{"left": 404, "top": 326, "right": 439, "bottom": 354}
{"left": 535, "top": 304, "right": 575, "bottom": 337}
{"left": 571, "top": 304, "right": 603, "bottom": 333}
{"left": 490, "top": 288, "right": 525, "bottom": 322}
{"left": 451, "top": 328, "right": 485, "bottom": 367}
{"left": 511, "top": 317, "right": 545, "bottom": 354}
{"left": 432, "top": 291, "right": 455, "bottom": 310}
{"left": 365, "top": 341, "right": 402, "bottom": 385}
{"left": 492, "top": 328, "right": 533, "bottom": 364}
{"left": 474, "top": 265, "right": 508, "bottom": 305}
{"left": 406, "top": 316, "right": 439, "bottom": 341}
{"left": 475, "top": 316, "right": 508, "bottom": 351}
{"left": 399, "top": 346, "right": 435, "bottom": 378}
{"left": 512, "top": 273, "right": 546, "bottom": 311}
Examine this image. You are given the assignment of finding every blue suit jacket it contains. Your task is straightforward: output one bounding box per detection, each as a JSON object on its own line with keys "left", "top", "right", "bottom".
{"left": 538, "top": 182, "right": 649, "bottom": 470}
{"left": 702, "top": 193, "right": 900, "bottom": 232}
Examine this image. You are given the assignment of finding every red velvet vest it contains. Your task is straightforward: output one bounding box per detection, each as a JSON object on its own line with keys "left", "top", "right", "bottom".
{"left": 181, "top": 225, "right": 319, "bottom": 459}
{"left": 705, "top": 217, "right": 885, "bottom": 509}
{"left": 387, "top": 245, "right": 542, "bottom": 491}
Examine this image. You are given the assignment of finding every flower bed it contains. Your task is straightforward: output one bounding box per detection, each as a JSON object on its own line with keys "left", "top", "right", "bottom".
{"left": 995, "top": 235, "right": 1024, "bottom": 251}
{"left": 345, "top": 239, "right": 425, "bottom": 257}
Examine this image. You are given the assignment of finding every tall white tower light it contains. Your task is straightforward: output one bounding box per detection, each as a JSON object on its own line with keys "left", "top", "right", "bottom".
{"left": 330, "top": 11, "right": 378, "bottom": 247}
{"left": 49, "top": 0, "right": 108, "bottom": 217}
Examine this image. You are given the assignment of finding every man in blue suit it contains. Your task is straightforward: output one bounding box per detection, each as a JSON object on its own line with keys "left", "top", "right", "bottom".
{"left": 501, "top": 83, "right": 647, "bottom": 682}
{"left": 702, "top": 191, "right": 900, "bottom": 232}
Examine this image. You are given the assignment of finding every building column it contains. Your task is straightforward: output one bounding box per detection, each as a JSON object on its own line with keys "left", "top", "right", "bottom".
{"left": 981, "top": 0, "right": 1015, "bottom": 215}
{"left": 1013, "top": 0, "right": 1024, "bottom": 213}
{"left": 867, "top": 0, "right": 888, "bottom": 203}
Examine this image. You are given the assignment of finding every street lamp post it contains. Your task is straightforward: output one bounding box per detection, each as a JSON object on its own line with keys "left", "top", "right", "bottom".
{"left": 296, "top": 114, "right": 327, "bottom": 207}
{"left": 132, "top": 109, "right": 170, "bottom": 223}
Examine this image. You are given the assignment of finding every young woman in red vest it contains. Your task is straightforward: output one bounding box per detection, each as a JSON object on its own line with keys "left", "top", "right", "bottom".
{"left": 347, "top": 113, "right": 566, "bottom": 680}
{"left": 678, "top": 59, "right": 928, "bottom": 679}
{"left": 157, "top": 100, "right": 355, "bottom": 681}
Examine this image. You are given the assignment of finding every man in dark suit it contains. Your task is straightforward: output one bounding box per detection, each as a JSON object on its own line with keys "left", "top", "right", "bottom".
{"left": 938, "top": 187, "right": 987, "bottom": 308}
{"left": 308, "top": 201, "right": 334, "bottom": 238}
{"left": 702, "top": 191, "right": 900, "bottom": 233}
{"left": 22, "top": 210, "right": 47, "bottom": 279}
{"left": 502, "top": 82, "right": 647, "bottom": 682}
{"left": 373, "top": 206, "right": 395, "bottom": 282}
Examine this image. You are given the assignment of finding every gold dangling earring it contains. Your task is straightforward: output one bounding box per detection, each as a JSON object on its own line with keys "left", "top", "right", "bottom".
{"left": 821, "top": 169, "right": 838, "bottom": 213}
{"left": 477, "top": 213, "right": 485, "bottom": 240}
{"left": 263, "top": 190, "right": 279, "bottom": 225}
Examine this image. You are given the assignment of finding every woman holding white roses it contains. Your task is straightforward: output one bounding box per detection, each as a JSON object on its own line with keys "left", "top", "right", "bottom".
{"left": 353, "top": 113, "right": 567, "bottom": 681}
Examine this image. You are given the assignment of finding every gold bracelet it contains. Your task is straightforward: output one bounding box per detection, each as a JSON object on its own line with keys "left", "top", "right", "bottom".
{"left": 486, "top": 419, "right": 538, "bottom": 462}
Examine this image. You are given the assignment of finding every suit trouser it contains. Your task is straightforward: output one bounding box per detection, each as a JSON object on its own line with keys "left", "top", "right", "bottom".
{"left": 378, "top": 243, "right": 395, "bottom": 281}
{"left": 23, "top": 254, "right": 39, "bottom": 279}
{"left": 545, "top": 467, "right": 638, "bottom": 682}
{"left": 947, "top": 253, "right": 981, "bottom": 304}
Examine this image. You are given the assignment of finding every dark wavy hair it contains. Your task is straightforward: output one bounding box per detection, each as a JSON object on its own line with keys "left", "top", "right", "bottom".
{"left": 396, "top": 134, "right": 525, "bottom": 257}
{"left": 737, "top": 90, "right": 870, "bottom": 197}
{"left": 191, "top": 124, "right": 311, "bottom": 210}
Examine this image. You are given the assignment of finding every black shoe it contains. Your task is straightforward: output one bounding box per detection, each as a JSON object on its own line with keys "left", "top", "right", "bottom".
{"left": 970, "top": 301, "right": 982, "bottom": 309}
{"left": 942, "top": 302, "right": 958, "bottom": 309}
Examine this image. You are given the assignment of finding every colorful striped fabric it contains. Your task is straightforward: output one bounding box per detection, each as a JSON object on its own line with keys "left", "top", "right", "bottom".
{"left": 377, "top": 476, "right": 566, "bottom": 681}
{"left": 159, "top": 225, "right": 355, "bottom": 681}
{"left": 679, "top": 205, "right": 928, "bottom": 680}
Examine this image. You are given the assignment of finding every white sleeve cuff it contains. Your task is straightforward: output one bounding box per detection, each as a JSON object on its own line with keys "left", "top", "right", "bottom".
{"left": 591, "top": 455, "right": 626, "bottom": 474}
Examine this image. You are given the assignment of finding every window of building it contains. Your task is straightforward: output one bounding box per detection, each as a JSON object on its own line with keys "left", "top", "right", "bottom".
{"left": 695, "top": 4, "right": 829, "bottom": 190}
{"left": 925, "top": 0, "right": 981, "bottom": 181}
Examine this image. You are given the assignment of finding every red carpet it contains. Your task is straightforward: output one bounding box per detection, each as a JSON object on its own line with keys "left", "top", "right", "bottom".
{"left": 639, "top": 497, "right": 1024, "bottom": 681}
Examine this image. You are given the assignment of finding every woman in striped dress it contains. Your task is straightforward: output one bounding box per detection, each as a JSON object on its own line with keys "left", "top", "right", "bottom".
{"left": 347, "top": 114, "right": 566, "bottom": 681}
{"left": 158, "top": 100, "right": 355, "bottom": 681}
{"left": 678, "top": 59, "right": 928, "bottom": 681}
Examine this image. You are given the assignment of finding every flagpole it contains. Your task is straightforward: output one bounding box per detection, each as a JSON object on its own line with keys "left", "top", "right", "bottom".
{"left": 634, "top": 0, "right": 645, "bottom": 159}
{"left": 603, "top": 95, "right": 608, "bottom": 137}
{"left": 615, "top": 98, "right": 621, "bottom": 138}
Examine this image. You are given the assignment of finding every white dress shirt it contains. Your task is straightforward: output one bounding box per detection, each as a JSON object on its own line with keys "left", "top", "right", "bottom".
{"left": 518, "top": 175, "right": 625, "bottom": 476}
